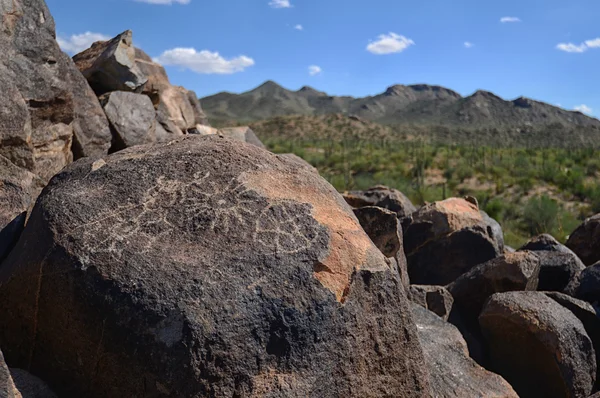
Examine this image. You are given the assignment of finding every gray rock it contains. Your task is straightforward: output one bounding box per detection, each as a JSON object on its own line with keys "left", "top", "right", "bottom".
{"left": 62, "top": 51, "right": 112, "bottom": 159}
{"left": 353, "top": 206, "right": 402, "bottom": 258}
{"left": 521, "top": 233, "right": 578, "bottom": 254}
{"left": 404, "top": 198, "right": 504, "bottom": 285}
{"left": 72, "top": 30, "right": 147, "bottom": 95}
{"left": 343, "top": 185, "right": 417, "bottom": 218}
{"left": 411, "top": 304, "right": 518, "bottom": 398}
{"left": 565, "top": 262, "right": 600, "bottom": 306}
{"left": 0, "top": 136, "right": 430, "bottom": 397}
{"left": 566, "top": 214, "right": 600, "bottom": 266}
{"left": 0, "top": 155, "right": 44, "bottom": 230}
{"left": 101, "top": 91, "right": 156, "bottom": 150}
{"left": 534, "top": 251, "right": 586, "bottom": 292}
{"left": 480, "top": 291, "right": 596, "bottom": 398}
{"left": 218, "top": 127, "right": 265, "bottom": 148}
{"left": 409, "top": 285, "right": 453, "bottom": 321}
{"left": 448, "top": 251, "right": 540, "bottom": 321}
{"left": 9, "top": 369, "right": 56, "bottom": 398}
{"left": 544, "top": 292, "right": 600, "bottom": 393}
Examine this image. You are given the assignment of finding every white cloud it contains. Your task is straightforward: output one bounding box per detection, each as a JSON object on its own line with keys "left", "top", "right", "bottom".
{"left": 57, "top": 32, "right": 111, "bottom": 54}
{"left": 367, "top": 32, "right": 415, "bottom": 55}
{"left": 574, "top": 104, "right": 593, "bottom": 115}
{"left": 133, "top": 0, "right": 190, "bottom": 4}
{"left": 153, "top": 48, "right": 255, "bottom": 74}
{"left": 308, "top": 65, "right": 322, "bottom": 76}
{"left": 556, "top": 43, "right": 588, "bottom": 53}
{"left": 585, "top": 38, "right": 600, "bottom": 48}
{"left": 269, "top": 0, "right": 291, "bottom": 8}
{"left": 294, "top": 24, "right": 303, "bottom": 31}
{"left": 556, "top": 37, "right": 600, "bottom": 53}
{"left": 464, "top": 41, "right": 474, "bottom": 48}
{"left": 500, "top": 17, "right": 521, "bottom": 23}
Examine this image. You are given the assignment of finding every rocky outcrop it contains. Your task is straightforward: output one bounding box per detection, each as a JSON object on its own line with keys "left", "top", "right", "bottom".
{"left": 480, "top": 291, "right": 596, "bottom": 398}
{"left": 409, "top": 285, "right": 453, "bottom": 321}
{"left": 100, "top": 91, "right": 156, "bottom": 150}
{"left": 411, "top": 304, "right": 518, "bottom": 398}
{"left": 0, "top": 136, "right": 430, "bottom": 397}
{"left": 567, "top": 215, "right": 600, "bottom": 266}
{"left": 404, "top": 198, "right": 504, "bottom": 285}
{"left": 343, "top": 186, "right": 417, "bottom": 219}
{"left": 9, "top": 369, "right": 56, "bottom": 398}
{"left": 0, "top": 0, "right": 111, "bottom": 181}
{"left": 0, "top": 155, "right": 44, "bottom": 230}
{"left": 72, "top": 30, "right": 147, "bottom": 95}
{"left": 448, "top": 251, "right": 540, "bottom": 321}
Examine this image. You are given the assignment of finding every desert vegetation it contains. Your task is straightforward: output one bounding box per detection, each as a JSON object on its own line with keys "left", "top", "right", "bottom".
{"left": 252, "top": 114, "right": 600, "bottom": 247}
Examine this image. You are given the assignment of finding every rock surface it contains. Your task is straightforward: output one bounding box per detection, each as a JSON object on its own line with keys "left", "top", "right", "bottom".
{"left": 72, "top": 30, "right": 147, "bottom": 95}
{"left": 218, "top": 127, "right": 265, "bottom": 148}
{"left": 566, "top": 214, "right": 600, "bottom": 266}
{"left": 534, "top": 251, "right": 586, "bottom": 292}
{"left": 411, "top": 304, "right": 518, "bottom": 398}
{"left": 480, "top": 291, "right": 597, "bottom": 398}
{"left": 565, "top": 262, "right": 600, "bottom": 306}
{"left": 404, "top": 198, "right": 504, "bottom": 285}
{"left": 0, "top": 349, "right": 20, "bottom": 398}
{"left": 353, "top": 206, "right": 402, "bottom": 258}
{"left": 343, "top": 185, "right": 417, "bottom": 219}
{"left": 0, "top": 155, "right": 44, "bottom": 230}
{"left": 409, "top": 285, "right": 454, "bottom": 321}
{"left": 9, "top": 369, "right": 56, "bottom": 398}
{"left": 448, "top": 251, "right": 540, "bottom": 321}
{"left": 100, "top": 91, "right": 156, "bottom": 150}
{"left": 0, "top": 136, "right": 429, "bottom": 397}
{"left": 0, "top": 0, "right": 111, "bottom": 181}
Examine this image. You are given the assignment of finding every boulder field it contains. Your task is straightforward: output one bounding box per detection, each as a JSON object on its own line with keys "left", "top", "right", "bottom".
{"left": 0, "top": 0, "right": 599, "bottom": 397}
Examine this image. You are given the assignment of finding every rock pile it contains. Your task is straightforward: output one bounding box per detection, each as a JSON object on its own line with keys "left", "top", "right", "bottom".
{"left": 0, "top": 0, "right": 599, "bottom": 397}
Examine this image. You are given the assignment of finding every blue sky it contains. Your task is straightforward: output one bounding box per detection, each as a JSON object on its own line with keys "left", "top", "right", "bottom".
{"left": 48, "top": 0, "right": 599, "bottom": 116}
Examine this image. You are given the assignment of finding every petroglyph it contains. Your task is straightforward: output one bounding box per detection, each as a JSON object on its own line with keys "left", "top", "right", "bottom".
{"left": 68, "top": 171, "right": 324, "bottom": 266}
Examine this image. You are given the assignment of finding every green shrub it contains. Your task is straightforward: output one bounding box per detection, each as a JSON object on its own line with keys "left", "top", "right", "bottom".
{"left": 523, "top": 195, "right": 559, "bottom": 235}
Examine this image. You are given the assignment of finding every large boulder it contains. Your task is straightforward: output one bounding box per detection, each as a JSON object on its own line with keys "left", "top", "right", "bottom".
{"left": 448, "top": 251, "right": 540, "bottom": 321}
{"left": 134, "top": 47, "right": 209, "bottom": 135}
{"left": 411, "top": 304, "right": 518, "bottom": 398}
{"left": 0, "top": 136, "right": 430, "bottom": 397}
{"left": 100, "top": 91, "right": 156, "bottom": 150}
{"left": 566, "top": 214, "right": 600, "bottom": 266}
{"left": 343, "top": 185, "right": 417, "bottom": 219}
{"left": 8, "top": 369, "right": 56, "bottom": 398}
{"left": 519, "top": 234, "right": 586, "bottom": 292}
{"left": 72, "top": 30, "right": 147, "bottom": 95}
{"left": 545, "top": 292, "right": 600, "bottom": 393}
{"left": 0, "top": 155, "right": 44, "bottom": 230}
{"left": 404, "top": 198, "right": 504, "bottom": 285}
{"left": 480, "top": 291, "right": 597, "bottom": 398}
{"left": 0, "top": 0, "right": 111, "bottom": 181}
{"left": 565, "top": 262, "right": 600, "bottom": 306}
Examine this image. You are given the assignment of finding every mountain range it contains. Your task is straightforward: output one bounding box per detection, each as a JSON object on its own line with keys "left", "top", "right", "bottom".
{"left": 201, "top": 81, "right": 600, "bottom": 131}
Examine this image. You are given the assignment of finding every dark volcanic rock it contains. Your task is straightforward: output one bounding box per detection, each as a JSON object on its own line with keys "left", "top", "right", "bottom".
{"left": 9, "top": 369, "right": 56, "bottom": 398}
{"left": 72, "top": 30, "right": 147, "bottom": 95}
{"left": 101, "top": 91, "right": 157, "bottom": 150}
{"left": 480, "top": 291, "right": 596, "bottom": 398}
{"left": 0, "top": 349, "right": 19, "bottom": 397}
{"left": 354, "top": 206, "right": 402, "bottom": 258}
{"left": 0, "top": 155, "right": 44, "bottom": 230}
{"left": 567, "top": 214, "right": 600, "bottom": 266}
{"left": 0, "top": 136, "right": 429, "bottom": 398}
{"left": 0, "top": 0, "right": 111, "bottom": 181}
{"left": 545, "top": 292, "right": 600, "bottom": 393}
{"left": 534, "top": 251, "right": 586, "bottom": 292}
{"left": 565, "top": 262, "right": 600, "bottom": 306}
{"left": 411, "top": 304, "right": 518, "bottom": 398}
{"left": 409, "top": 285, "right": 453, "bottom": 321}
{"left": 521, "top": 233, "right": 578, "bottom": 254}
{"left": 343, "top": 185, "right": 417, "bottom": 218}
{"left": 448, "top": 251, "right": 540, "bottom": 321}
{"left": 404, "top": 198, "right": 504, "bottom": 285}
